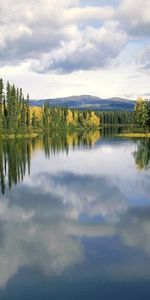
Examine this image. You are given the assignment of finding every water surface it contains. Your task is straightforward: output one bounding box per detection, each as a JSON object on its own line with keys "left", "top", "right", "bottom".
{"left": 0, "top": 132, "right": 150, "bottom": 299}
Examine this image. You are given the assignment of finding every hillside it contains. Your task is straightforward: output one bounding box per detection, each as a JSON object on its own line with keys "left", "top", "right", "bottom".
{"left": 30, "top": 95, "right": 135, "bottom": 111}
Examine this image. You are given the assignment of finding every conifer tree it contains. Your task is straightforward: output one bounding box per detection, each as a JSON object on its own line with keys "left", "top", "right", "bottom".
{"left": 26, "top": 94, "right": 30, "bottom": 128}
{"left": 0, "top": 79, "right": 4, "bottom": 132}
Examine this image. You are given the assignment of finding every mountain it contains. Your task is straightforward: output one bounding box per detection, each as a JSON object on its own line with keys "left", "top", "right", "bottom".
{"left": 30, "top": 95, "right": 135, "bottom": 111}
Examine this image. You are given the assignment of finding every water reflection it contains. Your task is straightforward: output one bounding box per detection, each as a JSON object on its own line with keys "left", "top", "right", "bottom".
{"left": 134, "top": 139, "right": 150, "bottom": 170}
{"left": 0, "top": 131, "right": 150, "bottom": 195}
{"left": 0, "top": 131, "right": 100, "bottom": 194}
{"left": 0, "top": 172, "right": 150, "bottom": 288}
{"left": 0, "top": 132, "right": 150, "bottom": 298}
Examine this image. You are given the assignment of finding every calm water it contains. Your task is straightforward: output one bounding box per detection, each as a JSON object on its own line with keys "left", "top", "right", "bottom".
{"left": 0, "top": 131, "right": 150, "bottom": 299}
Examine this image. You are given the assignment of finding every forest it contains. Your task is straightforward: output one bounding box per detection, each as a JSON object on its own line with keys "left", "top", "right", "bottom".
{"left": 0, "top": 78, "right": 150, "bottom": 136}
{"left": 99, "top": 98, "right": 150, "bottom": 129}
{"left": 0, "top": 78, "right": 100, "bottom": 134}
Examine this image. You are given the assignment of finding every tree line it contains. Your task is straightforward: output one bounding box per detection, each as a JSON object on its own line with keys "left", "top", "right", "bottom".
{"left": 99, "top": 97, "right": 150, "bottom": 130}
{"left": 0, "top": 78, "right": 100, "bottom": 134}
{"left": 99, "top": 111, "right": 135, "bottom": 126}
{"left": 0, "top": 78, "right": 150, "bottom": 134}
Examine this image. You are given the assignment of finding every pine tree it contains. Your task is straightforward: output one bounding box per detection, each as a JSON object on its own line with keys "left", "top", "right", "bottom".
{"left": 26, "top": 94, "right": 30, "bottom": 129}
{"left": 0, "top": 78, "right": 4, "bottom": 132}
{"left": 20, "top": 97, "right": 26, "bottom": 131}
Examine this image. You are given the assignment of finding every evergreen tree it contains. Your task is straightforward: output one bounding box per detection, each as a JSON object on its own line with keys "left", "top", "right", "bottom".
{"left": 20, "top": 97, "right": 26, "bottom": 131}
{"left": 0, "top": 79, "right": 4, "bottom": 132}
{"left": 26, "top": 93, "right": 30, "bottom": 128}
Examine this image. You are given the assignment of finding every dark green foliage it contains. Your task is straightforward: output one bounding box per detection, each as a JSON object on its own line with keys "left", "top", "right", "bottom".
{"left": 0, "top": 77, "right": 150, "bottom": 135}
{"left": 43, "top": 102, "right": 49, "bottom": 129}
{"left": 0, "top": 79, "right": 32, "bottom": 133}
{"left": 26, "top": 93, "right": 30, "bottom": 128}
{"left": 0, "top": 79, "right": 4, "bottom": 132}
{"left": 99, "top": 111, "right": 135, "bottom": 126}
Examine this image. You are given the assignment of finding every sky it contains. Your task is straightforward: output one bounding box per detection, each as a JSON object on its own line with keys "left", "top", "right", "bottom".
{"left": 0, "top": 0, "right": 150, "bottom": 99}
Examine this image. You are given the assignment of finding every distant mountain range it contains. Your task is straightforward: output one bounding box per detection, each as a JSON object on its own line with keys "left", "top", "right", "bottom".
{"left": 30, "top": 95, "right": 136, "bottom": 111}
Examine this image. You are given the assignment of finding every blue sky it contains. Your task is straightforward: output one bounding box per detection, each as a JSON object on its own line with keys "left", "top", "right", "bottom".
{"left": 0, "top": 0, "right": 150, "bottom": 99}
{"left": 80, "top": 0, "right": 121, "bottom": 6}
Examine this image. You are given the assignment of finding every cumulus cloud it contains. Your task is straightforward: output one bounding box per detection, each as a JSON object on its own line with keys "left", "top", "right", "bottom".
{"left": 0, "top": 0, "right": 126, "bottom": 73}
{"left": 0, "top": 0, "right": 149, "bottom": 74}
{"left": 64, "top": 5, "right": 115, "bottom": 23}
{"left": 0, "top": 0, "right": 71, "bottom": 65}
{"left": 32, "top": 22, "right": 127, "bottom": 73}
{"left": 118, "top": 0, "right": 150, "bottom": 36}
{"left": 137, "top": 47, "right": 150, "bottom": 71}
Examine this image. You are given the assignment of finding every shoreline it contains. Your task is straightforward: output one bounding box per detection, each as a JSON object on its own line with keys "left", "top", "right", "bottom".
{"left": 116, "top": 133, "right": 150, "bottom": 138}
{"left": 0, "top": 133, "right": 39, "bottom": 140}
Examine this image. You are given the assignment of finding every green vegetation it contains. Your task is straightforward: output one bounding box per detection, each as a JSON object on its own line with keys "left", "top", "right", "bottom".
{"left": 1, "top": 77, "right": 150, "bottom": 138}
{"left": 0, "top": 78, "right": 100, "bottom": 138}
{"left": 117, "top": 133, "right": 150, "bottom": 138}
{"left": 134, "top": 97, "right": 150, "bottom": 129}
{"left": 113, "top": 97, "right": 150, "bottom": 137}
{"left": 99, "top": 111, "right": 135, "bottom": 126}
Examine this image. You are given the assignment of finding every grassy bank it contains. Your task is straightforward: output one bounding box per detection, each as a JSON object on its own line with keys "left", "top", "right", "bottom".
{"left": 117, "top": 132, "right": 150, "bottom": 138}
{"left": 0, "top": 126, "right": 100, "bottom": 140}
{"left": 0, "top": 132, "right": 39, "bottom": 140}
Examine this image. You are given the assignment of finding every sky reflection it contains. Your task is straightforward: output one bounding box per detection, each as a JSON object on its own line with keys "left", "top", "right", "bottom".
{"left": 0, "top": 136, "right": 150, "bottom": 296}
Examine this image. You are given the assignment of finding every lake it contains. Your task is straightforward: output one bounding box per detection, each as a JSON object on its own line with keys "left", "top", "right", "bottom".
{"left": 0, "top": 131, "right": 150, "bottom": 299}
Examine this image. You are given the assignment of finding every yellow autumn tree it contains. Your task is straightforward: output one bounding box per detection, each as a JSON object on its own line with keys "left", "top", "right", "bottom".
{"left": 29, "top": 106, "right": 43, "bottom": 126}
{"left": 66, "top": 109, "right": 74, "bottom": 126}
{"left": 87, "top": 112, "right": 100, "bottom": 128}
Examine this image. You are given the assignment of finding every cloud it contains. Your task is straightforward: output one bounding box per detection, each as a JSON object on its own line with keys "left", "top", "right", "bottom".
{"left": 137, "top": 47, "right": 150, "bottom": 71}
{"left": 118, "top": 0, "right": 150, "bottom": 37}
{"left": 0, "top": 0, "right": 150, "bottom": 75}
{"left": 65, "top": 5, "right": 115, "bottom": 23}
{"left": 0, "top": 0, "right": 150, "bottom": 101}
{"left": 0, "top": 0, "right": 72, "bottom": 65}
{"left": 0, "top": 0, "right": 127, "bottom": 73}
{"left": 32, "top": 22, "right": 127, "bottom": 73}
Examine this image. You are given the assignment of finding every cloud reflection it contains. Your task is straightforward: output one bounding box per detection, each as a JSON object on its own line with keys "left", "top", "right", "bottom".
{"left": 0, "top": 142, "right": 150, "bottom": 288}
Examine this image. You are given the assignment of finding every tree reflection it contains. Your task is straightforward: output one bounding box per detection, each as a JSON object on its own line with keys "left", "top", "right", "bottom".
{"left": 0, "top": 139, "right": 32, "bottom": 194}
{"left": 0, "top": 131, "right": 101, "bottom": 194}
{"left": 134, "top": 139, "right": 150, "bottom": 170}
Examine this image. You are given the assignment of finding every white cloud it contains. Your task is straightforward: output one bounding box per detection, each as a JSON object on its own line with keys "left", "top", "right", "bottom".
{"left": 32, "top": 21, "right": 127, "bottom": 73}
{"left": 65, "top": 5, "right": 115, "bottom": 23}
{"left": 137, "top": 47, "right": 150, "bottom": 71}
{"left": 118, "top": 0, "right": 150, "bottom": 36}
{"left": 0, "top": 0, "right": 125, "bottom": 73}
{"left": 0, "top": 0, "right": 150, "bottom": 97}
